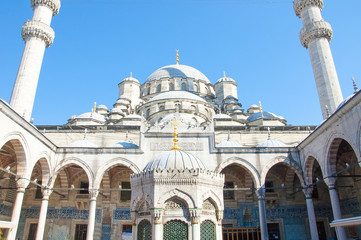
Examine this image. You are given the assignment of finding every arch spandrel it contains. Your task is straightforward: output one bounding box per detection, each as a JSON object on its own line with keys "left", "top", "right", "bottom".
{"left": 200, "top": 190, "right": 223, "bottom": 211}
{"left": 93, "top": 157, "right": 141, "bottom": 189}
{"left": 50, "top": 157, "right": 94, "bottom": 189}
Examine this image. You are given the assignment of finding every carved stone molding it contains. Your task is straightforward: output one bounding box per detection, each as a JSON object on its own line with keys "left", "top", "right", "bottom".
{"left": 303, "top": 187, "right": 313, "bottom": 199}
{"left": 22, "top": 20, "right": 55, "bottom": 47}
{"left": 16, "top": 178, "right": 29, "bottom": 192}
{"left": 256, "top": 188, "right": 265, "bottom": 200}
{"left": 89, "top": 189, "right": 99, "bottom": 201}
{"left": 31, "top": 0, "right": 61, "bottom": 16}
{"left": 152, "top": 209, "right": 162, "bottom": 224}
{"left": 41, "top": 187, "right": 53, "bottom": 200}
{"left": 294, "top": 0, "right": 323, "bottom": 17}
{"left": 300, "top": 21, "right": 332, "bottom": 48}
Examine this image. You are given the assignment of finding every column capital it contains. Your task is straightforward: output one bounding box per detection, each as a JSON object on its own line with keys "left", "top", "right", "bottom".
{"left": 256, "top": 188, "right": 265, "bottom": 200}
{"left": 41, "top": 187, "right": 52, "bottom": 200}
{"left": 190, "top": 209, "right": 201, "bottom": 224}
{"left": 22, "top": 20, "right": 55, "bottom": 47}
{"left": 216, "top": 210, "right": 224, "bottom": 225}
{"left": 324, "top": 176, "right": 337, "bottom": 189}
{"left": 16, "top": 178, "right": 29, "bottom": 192}
{"left": 300, "top": 20, "right": 333, "bottom": 48}
{"left": 152, "top": 209, "right": 162, "bottom": 224}
{"left": 293, "top": 0, "right": 323, "bottom": 17}
{"left": 303, "top": 187, "right": 313, "bottom": 199}
{"left": 89, "top": 189, "right": 99, "bottom": 201}
{"left": 31, "top": 0, "right": 61, "bottom": 16}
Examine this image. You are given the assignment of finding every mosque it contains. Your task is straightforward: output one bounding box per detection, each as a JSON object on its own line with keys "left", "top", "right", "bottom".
{"left": 0, "top": 0, "right": 361, "bottom": 240}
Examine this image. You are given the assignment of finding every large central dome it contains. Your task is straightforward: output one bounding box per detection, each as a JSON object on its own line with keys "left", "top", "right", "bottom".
{"left": 146, "top": 64, "right": 210, "bottom": 83}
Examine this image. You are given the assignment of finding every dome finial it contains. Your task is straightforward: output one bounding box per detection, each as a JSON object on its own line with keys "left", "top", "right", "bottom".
{"left": 223, "top": 71, "right": 226, "bottom": 78}
{"left": 352, "top": 77, "right": 358, "bottom": 93}
{"left": 259, "top": 101, "right": 264, "bottom": 118}
{"left": 267, "top": 127, "right": 271, "bottom": 140}
{"left": 130, "top": 72, "right": 133, "bottom": 78}
{"left": 171, "top": 121, "right": 181, "bottom": 151}
{"left": 176, "top": 50, "right": 179, "bottom": 65}
{"left": 93, "top": 102, "right": 96, "bottom": 113}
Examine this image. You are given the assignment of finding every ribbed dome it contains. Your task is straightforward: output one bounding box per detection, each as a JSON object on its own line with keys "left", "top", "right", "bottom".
{"left": 113, "top": 141, "right": 139, "bottom": 148}
{"left": 216, "top": 141, "right": 243, "bottom": 148}
{"left": 336, "top": 94, "right": 355, "bottom": 111}
{"left": 144, "top": 150, "right": 206, "bottom": 171}
{"left": 150, "top": 91, "right": 206, "bottom": 103}
{"left": 146, "top": 64, "right": 210, "bottom": 83}
{"left": 247, "top": 111, "right": 281, "bottom": 122}
{"left": 217, "top": 76, "right": 236, "bottom": 83}
{"left": 257, "top": 139, "right": 287, "bottom": 148}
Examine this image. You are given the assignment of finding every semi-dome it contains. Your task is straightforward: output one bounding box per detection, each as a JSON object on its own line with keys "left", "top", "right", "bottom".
{"left": 146, "top": 64, "right": 210, "bottom": 83}
{"left": 150, "top": 90, "right": 207, "bottom": 103}
{"left": 247, "top": 111, "right": 281, "bottom": 122}
{"left": 144, "top": 150, "right": 206, "bottom": 171}
{"left": 68, "top": 140, "right": 98, "bottom": 148}
{"left": 257, "top": 139, "right": 287, "bottom": 148}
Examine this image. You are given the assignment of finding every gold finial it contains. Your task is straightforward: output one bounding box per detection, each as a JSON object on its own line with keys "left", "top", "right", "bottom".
{"left": 93, "top": 102, "right": 96, "bottom": 113}
{"left": 171, "top": 121, "right": 181, "bottom": 151}
{"left": 130, "top": 72, "right": 133, "bottom": 78}
{"left": 176, "top": 50, "right": 179, "bottom": 65}
{"left": 223, "top": 72, "right": 226, "bottom": 78}
{"left": 259, "top": 101, "right": 262, "bottom": 112}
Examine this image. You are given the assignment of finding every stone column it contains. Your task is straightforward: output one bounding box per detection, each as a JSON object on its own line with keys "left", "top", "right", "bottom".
{"left": 10, "top": 0, "right": 60, "bottom": 121}
{"left": 7, "top": 179, "right": 29, "bottom": 240}
{"left": 303, "top": 187, "right": 319, "bottom": 240}
{"left": 35, "top": 188, "right": 52, "bottom": 240}
{"left": 293, "top": 0, "right": 343, "bottom": 119}
{"left": 257, "top": 188, "right": 268, "bottom": 240}
{"left": 132, "top": 220, "right": 137, "bottom": 240}
{"left": 190, "top": 210, "right": 200, "bottom": 240}
{"left": 327, "top": 181, "right": 347, "bottom": 240}
{"left": 216, "top": 210, "right": 224, "bottom": 240}
{"left": 153, "top": 209, "right": 163, "bottom": 240}
{"left": 86, "top": 190, "right": 99, "bottom": 240}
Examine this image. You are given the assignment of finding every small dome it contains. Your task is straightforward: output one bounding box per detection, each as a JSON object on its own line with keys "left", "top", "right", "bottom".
{"left": 68, "top": 140, "right": 98, "bottom": 148}
{"left": 257, "top": 139, "right": 287, "bottom": 148}
{"left": 110, "top": 108, "right": 124, "bottom": 114}
{"left": 249, "top": 104, "right": 259, "bottom": 109}
{"left": 247, "top": 111, "right": 281, "bottom": 122}
{"left": 113, "top": 141, "right": 139, "bottom": 148}
{"left": 216, "top": 141, "right": 243, "bottom": 148}
{"left": 213, "top": 114, "right": 232, "bottom": 119}
{"left": 146, "top": 64, "right": 210, "bottom": 83}
{"left": 121, "top": 76, "right": 139, "bottom": 84}
{"left": 97, "top": 104, "right": 108, "bottom": 110}
{"left": 217, "top": 76, "right": 236, "bottom": 83}
{"left": 150, "top": 91, "right": 207, "bottom": 103}
{"left": 144, "top": 150, "right": 206, "bottom": 171}
{"left": 337, "top": 94, "right": 355, "bottom": 110}
{"left": 75, "top": 112, "right": 106, "bottom": 122}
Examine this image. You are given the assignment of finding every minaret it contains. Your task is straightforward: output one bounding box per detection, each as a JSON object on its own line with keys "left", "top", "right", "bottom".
{"left": 10, "top": 0, "right": 61, "bottom": 121}
{"left": 294, "top": 0, "right": 343, "bottom": 119}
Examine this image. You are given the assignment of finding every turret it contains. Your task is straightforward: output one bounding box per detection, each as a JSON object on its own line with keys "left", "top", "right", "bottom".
{"left": 10, "top": 0, "right": 61, "bottom": 121}
{"left": 294, "top": 0, "right": 343, "bottom": 119}
{"left": 118, "top": 73, "right": 141, "bottom": 110}
{"left": 215, "top": 72, "right": 238, "bottom": 105}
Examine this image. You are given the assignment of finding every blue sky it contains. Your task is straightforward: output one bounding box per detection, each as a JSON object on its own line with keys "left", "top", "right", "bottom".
{"left": 1, "top": 0, "right": 360, "bottom": 125}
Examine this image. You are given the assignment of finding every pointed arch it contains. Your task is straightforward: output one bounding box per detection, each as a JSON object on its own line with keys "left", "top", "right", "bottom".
{"left": 157, "top": 188, "right": 195, "bottom": 209}
{"left": 30, "top": 154, "right": 51, "bottom": 186}
{"left": 216, "top": 157, "right": 261, "bottom": 188}
{"left": 93, "top": 157, "right": 140, "bottom": 189}
{"left": 200, "top": 190, "right": 223, "bottom": 210}
{"left": 303, "top": 154, "right": 324, "bottom": 185}
{"left": 0, "top": 132, "right": 30, "bottom": 178}
{"left": 50, "top": 158, "right": 93, "bottom": 188}
{"left": 260, "top": 156, "right": 305, "bottom": 187}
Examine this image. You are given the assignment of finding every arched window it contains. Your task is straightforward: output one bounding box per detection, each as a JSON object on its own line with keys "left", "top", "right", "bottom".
{"left": 194, "top": 84, "right": 199, "bottom": 92}
{"left": 181, "top": 82, "right": 187, "bottom": 91}
{"left": 156, "top": 84, "right": 161, "bottom": 93}
{"left": 163, "top": 220, "right": 188, "bottom": 240}
{"left": 201, "top": 220, "right": 216, "bottom": 240}
{"left": 146, "top": 109, "right": 150, "bottom": 118}
{"left": 137, "top": 220, "right": 152, "bottom": 240}
{"left": 169, "top": 83, "right": 174, "bottom": 91}
{"left": 147, "top": 86, "right": 150, "bottom": 95}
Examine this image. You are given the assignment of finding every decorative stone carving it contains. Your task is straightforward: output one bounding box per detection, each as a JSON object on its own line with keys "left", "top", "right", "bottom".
{"left": 89, "top": 189, "right": 99, "bottom": 201}
{"left": 303, "top": 186, "right": 313, "bottom": 199}
{"left": 202, "top": 200, "right": 215, "bottom": 210}
{"left": 16, "top": 178, "right": 29, "bottom": 191}
{"left": 189, "top": 209, "right": 200, "bottom": 224}
{"left": 293, "top": 0, "right": 323, "bottom": 17}
{"left": 165, "top": 199, "right": 185, "bottom": 210}
{"left": 31, "top": 0, "right": 61, "bottom": 16}
{"left": 256, "top": 188, "right": 265, "bottom": 200}
{"left": 152, "top": 209, "right": 162, "bottom": 224}
{"left": 300, "top": 21, "right": 333, "bottom": 48}
{"left": 22, "top": 20, "right": 55, "bottom": 47}
{"left": 41, "top": 187, "right": 53, "bottom": 200}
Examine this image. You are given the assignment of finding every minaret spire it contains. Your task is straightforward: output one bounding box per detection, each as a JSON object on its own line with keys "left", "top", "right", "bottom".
{"left": 294, "top": 0, "right": 343, "bottom": 120}
{"left": 352, "top": 77, "right": 358, "bottom": 93}
{"left": 10, "top": 0, "right": 61, "bottom": 121}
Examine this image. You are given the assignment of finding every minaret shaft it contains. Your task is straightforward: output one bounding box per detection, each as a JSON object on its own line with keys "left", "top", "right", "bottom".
{"left": 294, "top": 0, "right": 343, "bottom": 119}
{"left": 9, "top": 0, "right": 60, "bottom": 121}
